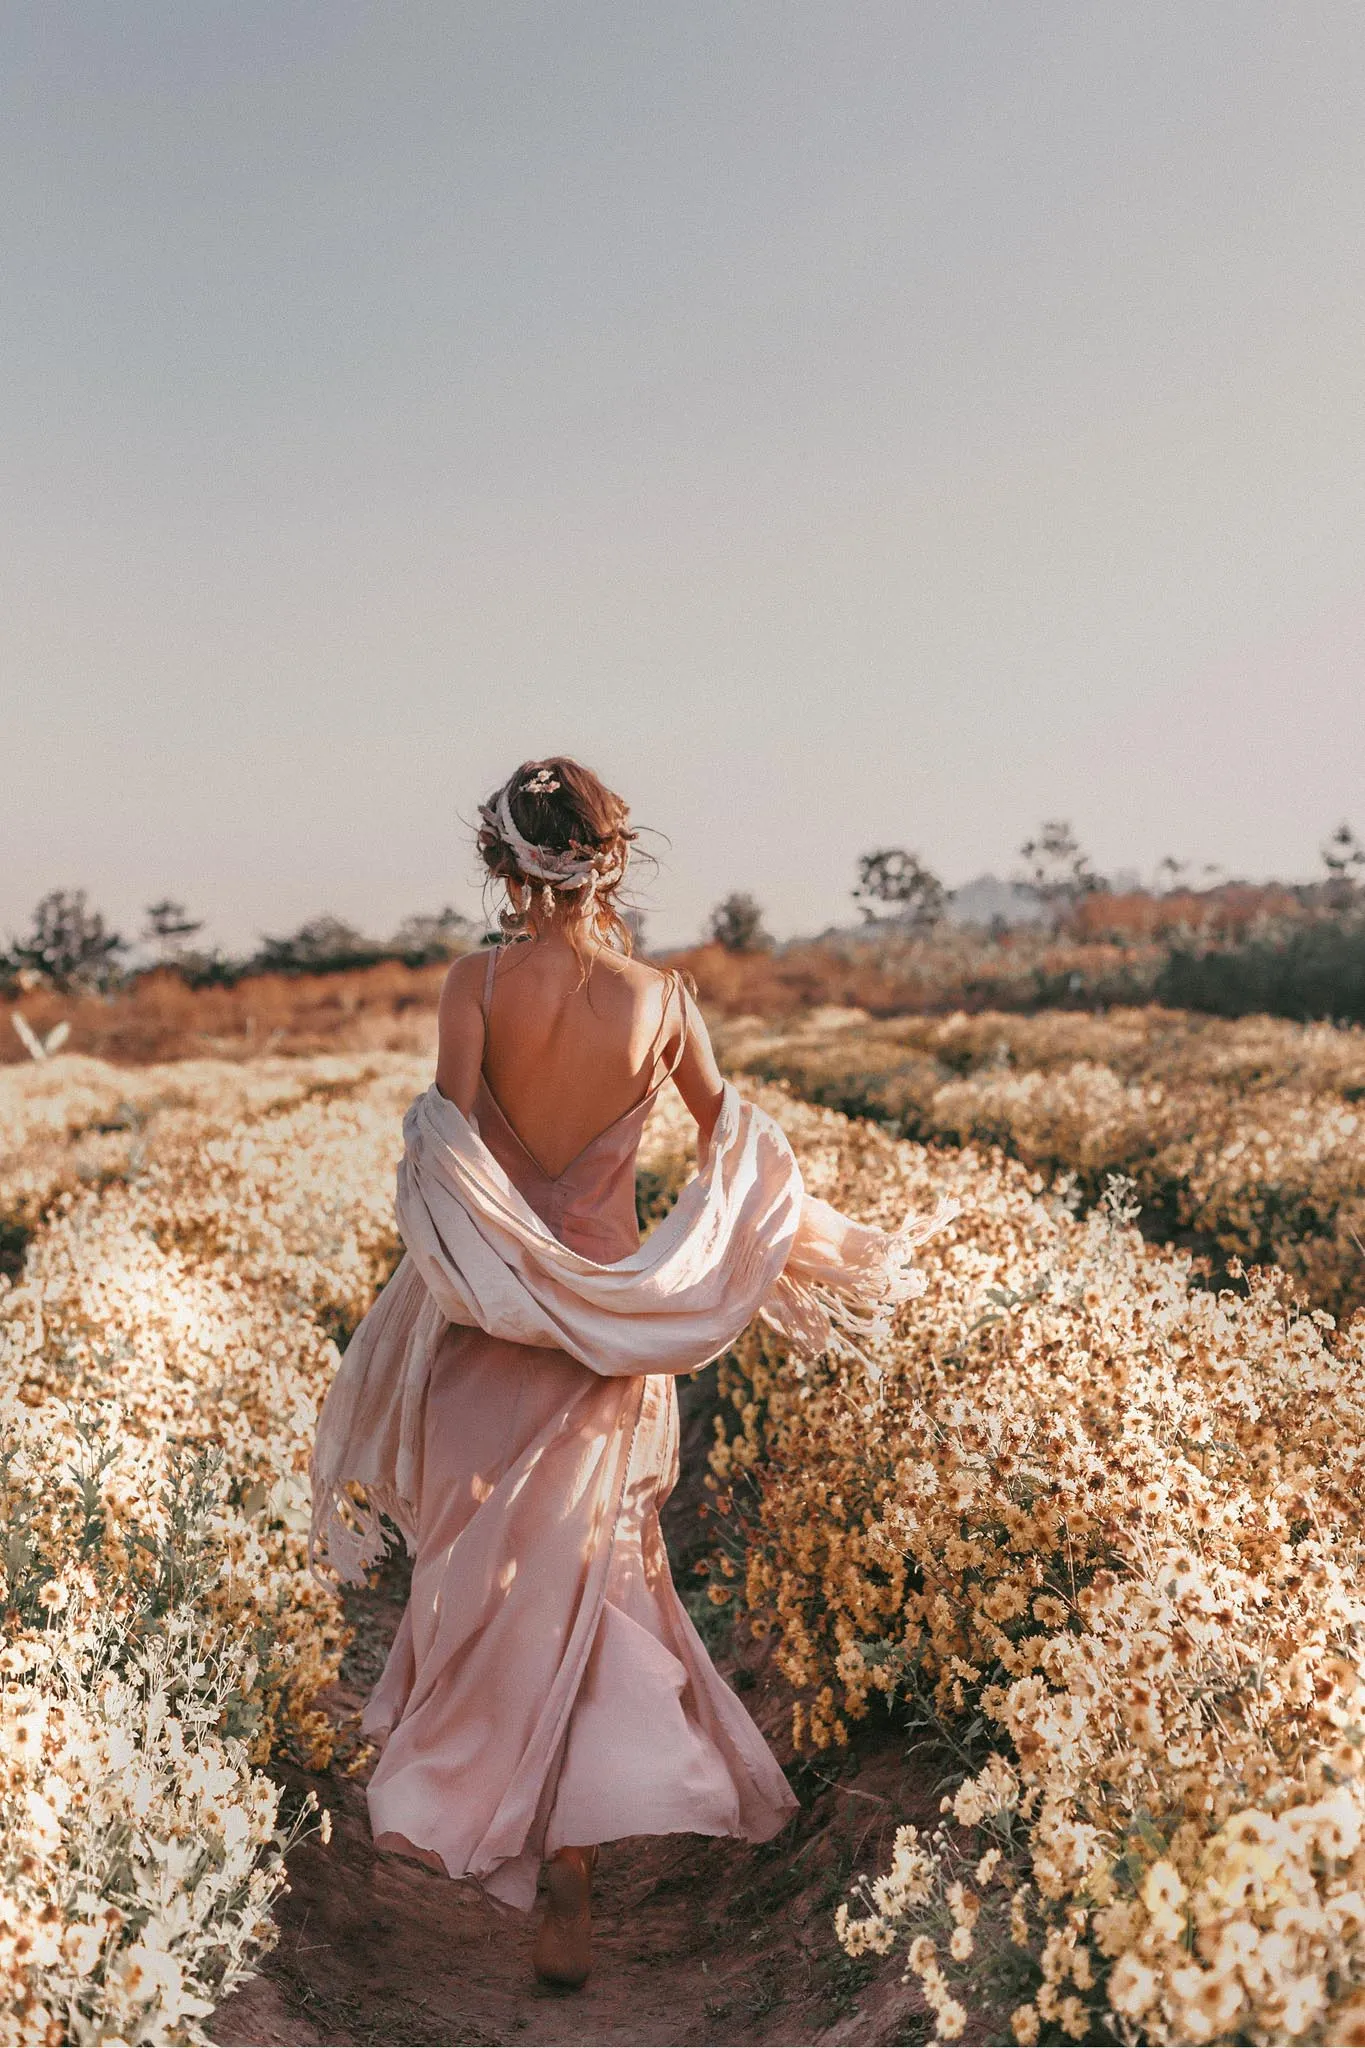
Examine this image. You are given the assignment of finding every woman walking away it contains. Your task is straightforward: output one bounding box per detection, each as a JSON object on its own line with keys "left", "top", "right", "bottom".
{"left": 309, "top": 757, "right": 956, "bottom": 1990}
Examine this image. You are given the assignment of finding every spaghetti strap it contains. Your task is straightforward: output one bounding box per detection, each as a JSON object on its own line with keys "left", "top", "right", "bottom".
{"left": 481, "top": 944, "right": 499, "bottom": 1019}
{"left": 666, "top": 972, "right": 690, "bottom": 1079}
{"left": 641, "top": 967, "right": 675, "bottom": 1056}
{"left": 650, "top": 969, "right": 689, "bottom": 1086}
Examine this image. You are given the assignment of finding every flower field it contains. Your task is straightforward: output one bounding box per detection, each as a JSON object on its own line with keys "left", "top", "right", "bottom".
{"left": 723, "top": 1005, "right": 1365, "bottom": 1325}
{"left": 690, "top": 1082, "right": 1365, "bottom": 2044}
{"left": 0, "top": 1051, "right": 428, "bottom": 2044}
{"left": 4, "top": 1023, "right": 1364, "bottom": 2044}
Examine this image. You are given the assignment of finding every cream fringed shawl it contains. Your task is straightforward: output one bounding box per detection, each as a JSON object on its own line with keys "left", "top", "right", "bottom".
{"left": 309, "top": 1080, "right": 957, "bottom": 1584}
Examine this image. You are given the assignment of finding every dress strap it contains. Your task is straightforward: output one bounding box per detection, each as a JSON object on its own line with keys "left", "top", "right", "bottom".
{"left": 481, "top": 944, "right": 499, "bottom": 1020}
{"left": 650, "top": 969, "right": 689, "bottom": 1086}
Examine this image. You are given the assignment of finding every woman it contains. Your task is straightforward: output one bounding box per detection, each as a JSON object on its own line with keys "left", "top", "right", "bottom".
{"left": 309, "top": 757, "right": 954, "bottom": 1991}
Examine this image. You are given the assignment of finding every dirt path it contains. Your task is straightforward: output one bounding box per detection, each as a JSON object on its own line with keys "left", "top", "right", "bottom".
{"left": 210, "top": 1385, "right": 941, "bottom": 2048}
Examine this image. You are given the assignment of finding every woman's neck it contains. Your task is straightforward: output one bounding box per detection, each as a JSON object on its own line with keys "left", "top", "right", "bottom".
{"left": 518, "top": 918, "right": 599, "bottom": 965}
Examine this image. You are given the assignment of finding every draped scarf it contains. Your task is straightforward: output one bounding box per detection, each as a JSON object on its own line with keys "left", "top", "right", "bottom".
{"left": 308, "top": 1079, "right": 957, "bottom": 1584}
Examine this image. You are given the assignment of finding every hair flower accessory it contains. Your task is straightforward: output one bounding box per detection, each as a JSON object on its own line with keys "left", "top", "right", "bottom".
{"left": 476, "top": 773, "right": 629, "bottom": 895}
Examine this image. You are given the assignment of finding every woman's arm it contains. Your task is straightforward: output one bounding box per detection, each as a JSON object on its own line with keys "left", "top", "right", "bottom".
{"left": 433, "top": 953, "right": 488, "bottom": 1115}
{"left": 670, "top": 983, "right": 726, "bottom": 1156}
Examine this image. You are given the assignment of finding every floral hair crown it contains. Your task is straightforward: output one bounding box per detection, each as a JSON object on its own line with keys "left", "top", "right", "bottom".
{"left": 477, "top": 769, "right": 628, "bottom": 905}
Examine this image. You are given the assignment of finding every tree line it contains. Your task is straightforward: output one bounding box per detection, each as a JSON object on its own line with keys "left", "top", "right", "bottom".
{"left": 4, "top": 818, "right": 1362, "bottom": 991}
{"left": 704, "top": 819, "right": 1365, "bottom": 951}
{"left": 0, "top": 896, "right": 478, "bottom": 997}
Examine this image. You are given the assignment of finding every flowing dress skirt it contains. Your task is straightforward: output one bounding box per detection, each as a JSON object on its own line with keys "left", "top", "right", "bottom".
{"left": 360, "top": 1319, "right": 800, "bottom": 1910}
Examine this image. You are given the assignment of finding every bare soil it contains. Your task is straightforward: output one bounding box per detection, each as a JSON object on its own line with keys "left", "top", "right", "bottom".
{"left": 209, "top": 1380, "right": 948, "bottom": 2048}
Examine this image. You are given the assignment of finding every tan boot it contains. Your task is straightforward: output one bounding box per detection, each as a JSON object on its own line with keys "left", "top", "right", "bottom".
{"left": 532, "top": 1844, "right": 597, "bottom": 1990}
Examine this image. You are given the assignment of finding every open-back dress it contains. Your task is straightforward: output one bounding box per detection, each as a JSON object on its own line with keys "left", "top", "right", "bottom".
{"left": 360, "top": 949, "right": 800, "bottom": 1908}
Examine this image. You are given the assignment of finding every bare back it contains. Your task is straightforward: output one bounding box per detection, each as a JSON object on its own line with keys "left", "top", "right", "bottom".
{"left": 435, "top": 939, "right": 724, "bottom": 1176}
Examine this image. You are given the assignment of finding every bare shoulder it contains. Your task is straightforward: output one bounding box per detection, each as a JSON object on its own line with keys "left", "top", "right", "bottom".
{"left": 606, "top": 953, "right": 673, "bottom": 992}
{"left": 593, "top": 952, "right": 683, "bottom": 1017}
{"left": 438, "top": 949, "right": 490, "bottom": 1014}
{"left": 433, "top": 950, "right": 491, "bottom": 1110}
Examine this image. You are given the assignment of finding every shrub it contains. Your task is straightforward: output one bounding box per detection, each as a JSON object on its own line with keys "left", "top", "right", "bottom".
{"left": 1157, "top": 914, "right": 1365, "bottom": 1025}
{"left": 707, "top": 892, "right": 773, "bottom": 954}
{"left": 7, "top": 890, "right": 128, "bottom": 994}
{"left": 251, "top": 916, "right": 385, "bottom": 977}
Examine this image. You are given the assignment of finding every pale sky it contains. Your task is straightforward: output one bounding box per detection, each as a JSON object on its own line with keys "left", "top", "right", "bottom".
{"left": 3, "top": 4, "right": 1363, "bottom": 953}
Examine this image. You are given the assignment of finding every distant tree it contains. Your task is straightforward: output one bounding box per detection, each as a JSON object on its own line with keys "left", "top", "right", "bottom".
{"left": 9, "top": 889, "right": 127, "bottom": 992}
{"left": 253, "top": 915, "right": 380, "bottom": 975}
{"left": 173, "top": 947, "right": 245, "bottom": 990}
{"left": 707, "top": 892, "right": 772, "bottom": 953}
{"left": 852, "top": 848, "right": 946, "bottom": 931}
{"left": 1154, "top": 856, "right": 1190, "bottom": 896}
{"left": 142, "top": 897, "right": 205, "bottom": 960}
{"left": 1322, "top": 822, "right": 1365, "bottom": 911}
{"left": 389, "top": 907, "right": 476, "bottom": 962}
{"left": 621, "top": 906, "right": 648, "bottom": 953}
{"left": 1016, "top": 822, "right": 1104, "bottom": 927}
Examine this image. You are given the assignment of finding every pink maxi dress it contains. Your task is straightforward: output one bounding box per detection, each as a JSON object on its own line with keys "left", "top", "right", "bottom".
{"left": 360, "top": 952, "right": 800, "bottom": 1908}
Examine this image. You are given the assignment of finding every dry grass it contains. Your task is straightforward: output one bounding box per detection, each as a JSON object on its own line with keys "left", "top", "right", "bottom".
{"left": 666, "top": 933, "right": 1164, "bottom": 1018}
{"left": 0, "top": 936, "right": 1135, "bottom": 1070}
{"left": 0, "top": 962, "right": 447, "bottom": 1067}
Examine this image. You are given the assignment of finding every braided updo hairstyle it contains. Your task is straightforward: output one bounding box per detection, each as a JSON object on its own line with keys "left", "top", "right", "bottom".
{"left": 476, "top": 756, "right": 643, "bottom": 969}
